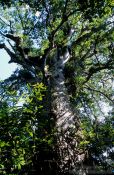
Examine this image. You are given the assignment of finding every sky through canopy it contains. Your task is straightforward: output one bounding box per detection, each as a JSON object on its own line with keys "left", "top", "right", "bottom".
{"left": 0, "top": 50, "right": 17, "bottom": 80}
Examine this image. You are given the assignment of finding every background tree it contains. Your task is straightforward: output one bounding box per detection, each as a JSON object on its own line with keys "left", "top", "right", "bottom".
{"left": 0, "top": 0, "right": 114, "bottom": 174}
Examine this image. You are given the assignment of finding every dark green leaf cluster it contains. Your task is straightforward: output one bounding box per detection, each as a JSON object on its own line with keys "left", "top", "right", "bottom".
{"left": 0, "top": 83, "right": 57, "bottom": 174}
{"left": 80, "top": 116, "right": 114, "bottom": 169}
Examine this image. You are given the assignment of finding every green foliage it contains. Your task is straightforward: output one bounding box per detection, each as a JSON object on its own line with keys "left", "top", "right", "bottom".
{"left": 80, "top": 116, "right": 114, "bottom": 167}
{"left": 0, "top": 0, "right": 113, "bottom": 174}
{"left": 0, "top": 83, "right": 49, "bottom": 174}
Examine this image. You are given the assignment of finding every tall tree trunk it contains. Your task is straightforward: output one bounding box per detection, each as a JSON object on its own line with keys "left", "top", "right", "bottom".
{"left": 48, "top": 47, "right": 86, "bottom": 174}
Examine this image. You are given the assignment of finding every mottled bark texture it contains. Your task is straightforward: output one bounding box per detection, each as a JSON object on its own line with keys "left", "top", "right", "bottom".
{"left": 47, "top": 47, "right": 85, "bottom": 174}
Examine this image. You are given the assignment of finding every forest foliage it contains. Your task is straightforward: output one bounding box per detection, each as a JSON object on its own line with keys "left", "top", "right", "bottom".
{"left": 0, "top": 0, "right": 114, "bottom": 174}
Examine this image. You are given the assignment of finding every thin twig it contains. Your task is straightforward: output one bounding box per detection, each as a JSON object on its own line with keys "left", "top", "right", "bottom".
{"left": 84, "top": 85, "right": 113, "bottom": 103}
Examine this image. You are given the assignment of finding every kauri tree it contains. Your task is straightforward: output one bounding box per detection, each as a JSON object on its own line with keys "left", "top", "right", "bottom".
{"left": 0, "top": 0, "right": 114, "bottom": 174}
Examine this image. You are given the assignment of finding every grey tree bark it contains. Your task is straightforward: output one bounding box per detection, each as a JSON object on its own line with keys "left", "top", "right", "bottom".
{"left": 47, "top": 47, "right": 86, "bottom": 174}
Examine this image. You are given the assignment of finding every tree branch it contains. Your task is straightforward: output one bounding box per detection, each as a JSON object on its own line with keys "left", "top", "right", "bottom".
{"left": 84, "top": 59, "right": 114, "bottom": 83}
{"left": 0, "top": 43, "right": 16, "bottom": 61}
{"left": 0, "top": 16, "right": 10, "bottom": 26}
{"left": 84, "top": 85, "right": 113, "bottom": 103}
